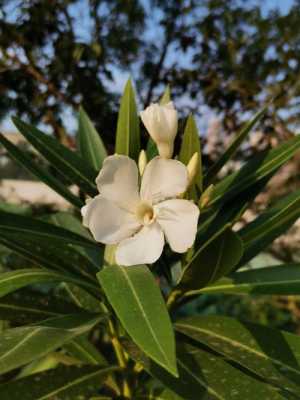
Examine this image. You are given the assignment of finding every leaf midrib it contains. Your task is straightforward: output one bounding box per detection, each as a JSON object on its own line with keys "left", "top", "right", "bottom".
{"left": 177, "top": 358, "right": 224, "bottom": 400}
{"left": 242, "top": 195, "right": 300, "bottom": 245}
{"left": 211, "top": 139, "right": 300, "bottom": 204}
{"left": 37, "top": 367, "right": 116, "bottom": 400}
{"left": 120, "top": 267, "right": 172, "bottom": 371}
{"left": 176, "top": 323, "right": 300, "bottom": 383}
{"left": 17, "top": 120, "right": 96, "bottom": 188}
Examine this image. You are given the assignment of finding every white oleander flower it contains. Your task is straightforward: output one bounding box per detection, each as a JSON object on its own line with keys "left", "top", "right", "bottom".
{"left": 140, "top": 102, "right": 178, "bottom": 159}
{"left": 81, "top": 154, "right": 199, "bottom": 266}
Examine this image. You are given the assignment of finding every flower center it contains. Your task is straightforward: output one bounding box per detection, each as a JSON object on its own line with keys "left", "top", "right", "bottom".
{"left": 136, "top": 202, "right": 155, "bottom": 225}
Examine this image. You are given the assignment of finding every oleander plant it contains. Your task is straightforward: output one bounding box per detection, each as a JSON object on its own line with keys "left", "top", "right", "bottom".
{"left": 1, "top": 81, "right": 300, "bottom": 399}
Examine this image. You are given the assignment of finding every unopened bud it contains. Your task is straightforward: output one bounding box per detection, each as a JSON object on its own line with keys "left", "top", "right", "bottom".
{"left": 138, "top": 150, "right": 147, "bottom": 176}
{"left": 199, "top": 184, "right": 214, "bottom": 209}
{"left": 187, "top": 152, "right": 199, "bottom": 186}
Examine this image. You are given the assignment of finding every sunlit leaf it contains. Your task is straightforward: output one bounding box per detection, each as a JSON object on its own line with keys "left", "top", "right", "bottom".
{"left": 97, "top": 264, "right": 177, "bottom": 377}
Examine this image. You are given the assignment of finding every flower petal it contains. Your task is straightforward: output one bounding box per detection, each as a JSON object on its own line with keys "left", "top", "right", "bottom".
{"left": 155, "top": 199, "right": 199, "bottom": 253}
{"left": 115, "top": 222, "right": 164, "bottom": 266}
{"left": 96, "top": 155, "right": 140, "bottom": 211}
{"left": 141, "top": 157, "right": 188, "bottom": 204}
{"left": 81, "top": 195, "right": 140, "bottom": 244}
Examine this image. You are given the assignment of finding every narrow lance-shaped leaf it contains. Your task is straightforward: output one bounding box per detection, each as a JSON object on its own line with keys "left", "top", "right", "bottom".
{"left": 197, "top": 172, "right": 276, "bottom": 249}
{"left": 204, "top": 105, "right": 268, "bottom": 187}
{"left": 207, "top": 136, "right": 300, "bottom": 208}
{"left": 197, "top": 264, "right": 300, "bottom": 295}
{"left": 178, "top": 227, "right": 243, "bottom": 292}
{"left": 0, "top": 365, "right": 118, "bottom": 400}
{"left": 176, "top": 315, "right": 300, "bottom": 397}
{"left": 0, "top": 211, "right": 98, "bottom": 249}
{"left": 0, "top": 233, "right": 98, "bottom": 285}
{"left": 0, "top": 268, "right": 99, "bottom": 298}
{"left": 0, "top": 289, "right": 82, "bottom": 325}
{"left": 0, "top": 313, "right": 103, "bottom": 375}
{"left": 78, "top": 106, "right": 107, "bottom": 170}
{"left": 12, "top": 117, "right": 98, "bottom": 196}
{"left": 0, "top": 133, "right": 82, "bottom": 208}
{"left": 115, "top": 79, "right": 140, "bottom": 160}
{"left": 124, "top": 337, "right": 284, "bottom": 400}
{"left": 238, "top": 189, "right": 300, "bottom": 267}
{"left": 97, "top": 264, "right": 178, "bottom": 377}
{"left": 179, "top": 114, "right": 203, "bottom": 192}
{"left": 45, "top": 211, "right": 103, "bottom": 272}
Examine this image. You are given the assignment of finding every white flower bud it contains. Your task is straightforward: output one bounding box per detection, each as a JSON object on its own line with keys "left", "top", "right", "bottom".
{"left": 187, "top": 152, "right": 199, "bottom": 186}
{"left": 138, "top": 150, "right": 147, "bottom": 176}
{"left": 140, "top": 102, "right": 178, "bottom": 158}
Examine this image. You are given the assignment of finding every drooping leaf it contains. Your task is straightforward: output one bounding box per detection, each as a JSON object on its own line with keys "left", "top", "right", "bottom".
{"left": 238, "top": 189, "right": 300, "bottom": 267}
{"left": 0, "top": 211, "right": 98, "bottom": 249}
{"left": 0, "top": 268, "right": 98, "bottom": 298}
{"left": 0, "top": 133, "right": 82, "bottom": 208}
{"left": 204, "top": 105, "right": 267, "bottom": 187}
{"left": 78, "top": 107, "right": 107, "bottom": 170}
{"left": 115, "top": 79, "right": 140, "bottom": 160}
{"left": 197, "top": 264, "right": 300, "bottom": 295}
{"left": 124, "top": 338, "right": 284, "bottom": 400}
{"left": 97, "top": 264, "right": 177, "bottom": 377}
{"left": 45, "top": 212, "right": 103, "bottom": 272}
{"left": 179, "top": 114, "right": 202, "bottom": 192}
{"left": 0, "top": 365, "right": 118, "bottom": 400}
{"left": 207, "top": 136, "right": 300, "bottom": 208}
{"left": 12, "top": 117, "right": 98, "bottom": 196}
{"left": 0, "top": 313, "right": 103, "bottom": 374}
{"left": 64, "top": 335, "right": 107, "bottom": 366}
{"left": 179, "top": 227, "right": 243, "bottom": 291}
{"left": 0, "top": 289, "right": 82, "bottom": 325}
{"left": 176, "top": 315, "right": 300, "bottom": 397}
{"left": 0, "top": 233, "right": 98, "bottom": 284}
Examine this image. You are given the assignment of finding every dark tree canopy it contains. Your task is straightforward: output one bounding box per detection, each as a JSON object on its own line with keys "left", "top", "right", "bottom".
{"left": 1, "top": 0, "right": 300, "bottom": 149}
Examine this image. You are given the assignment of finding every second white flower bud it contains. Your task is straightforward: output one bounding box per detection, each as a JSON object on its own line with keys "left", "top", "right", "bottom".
{"left": 140, "top": 102, "right": 178, "bottom": 159}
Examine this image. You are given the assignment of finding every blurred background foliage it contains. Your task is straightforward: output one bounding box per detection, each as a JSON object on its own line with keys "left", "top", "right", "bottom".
{"left": 1, "top": 0, "right": 300, "bottom": 333}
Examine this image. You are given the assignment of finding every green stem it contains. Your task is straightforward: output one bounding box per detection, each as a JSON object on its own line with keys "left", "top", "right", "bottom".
{"left": 107, "top": 319, "right": 132, "bottom": 399}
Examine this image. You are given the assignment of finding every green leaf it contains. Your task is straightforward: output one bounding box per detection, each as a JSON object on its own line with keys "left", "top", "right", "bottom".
{"left": 0, "top": 289, "right": 82, "bottom": 324}
{"left": 0, "top": 211, "right": 98, "bottom": 249}
{"left": 238, "top": 189, "right": 300, "bottom": 266}
{"left": 64, "top": 335, "right": 107, "bottom": 366}
{"left": 198, "top": 264, "right": 300, "bottom": 295}
{"left": 0, "top": 314, "right": 102, "bottom": 374}
{"left": 115, "top": 79, "right": 140, "bottom": 160}
{"left": 204, "top": 106, "right": 267, "bottom": 187}
{"left": 179, "top": 228, "right": 243, "bottom": 291}
{"left": 179, "top": 115, "right": 203, "bottom": 191}
{"left": 0, "top": 234, "right": 98, "bottom": 284}
{"left": 0, "top": 133, "right": 82, "bottom": 208}
{"left": 207, "top": 136, "right": 300, "bottom": 208}
{"left": 160, "top": 85, "right": 171, "bottom": 105}
{"left": 78, "top": 106, "right": 107, "bottom": 170}
{"left": 0, "top": 268, "right": 98, "bottom": 298}
{"left": 12, "top": 117, "right": 98, "bottom": 196}
{"left": 197, "top": 172, "right": 276, "bottom": 249}
{"left": 97, "top": 265, "right": 177, "bottom": 376}
{"left": 176, "top": 315, "right": 300, "bottom": 397}
{"left": 125, "top": 338, "right": 284, "bottom": 400}
{"left": 0, "top": 365, "right": 118, "bottom": 399}
{"left": 45, "top": 211, "right": 103, "bottom": 272}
